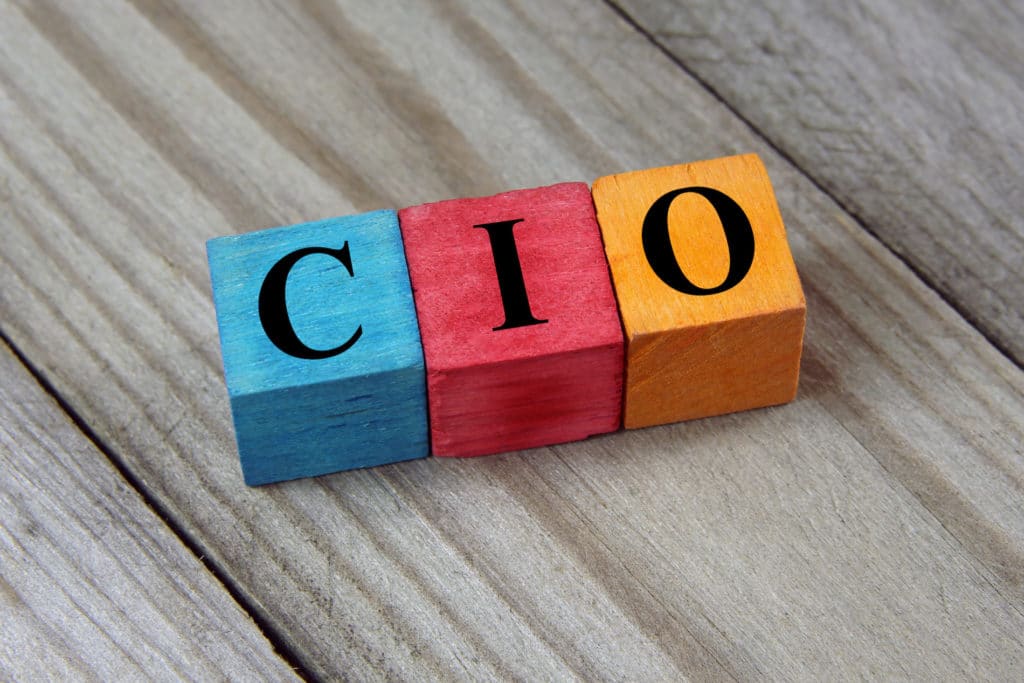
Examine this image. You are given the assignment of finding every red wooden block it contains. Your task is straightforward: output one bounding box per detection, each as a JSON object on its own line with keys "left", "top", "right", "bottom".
{"left": 399, "top": 182, "right": 624, "bottom": 457}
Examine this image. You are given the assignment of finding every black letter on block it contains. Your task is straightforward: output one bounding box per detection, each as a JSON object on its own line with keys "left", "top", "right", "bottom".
{"left": 258, "top": 244, "right": 363, "bottom": 359}
{"left": 642, "top": 187, "right": 755, "bottom": 295}
{"left": 474, "top": 219, "right": 548, "bottom": 331}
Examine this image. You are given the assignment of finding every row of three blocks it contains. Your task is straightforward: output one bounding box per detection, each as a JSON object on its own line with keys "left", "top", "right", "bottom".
{"left": 207, "top": 154, "right": 806, "bottom": 485}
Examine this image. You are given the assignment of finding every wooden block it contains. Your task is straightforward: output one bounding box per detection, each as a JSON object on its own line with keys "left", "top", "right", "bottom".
{"left": 592, "top": 154, "right": 806, "bottom": 429}
{"left": 206, "top": 210, "right": 428, "bottom": 485}
{"left": 398, "top": 183, "right": 624, "bottom": 457}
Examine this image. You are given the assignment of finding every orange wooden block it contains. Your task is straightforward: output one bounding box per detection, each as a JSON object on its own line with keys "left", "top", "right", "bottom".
{"left": 592, "top": 154, "right": 806, "bottom": 429}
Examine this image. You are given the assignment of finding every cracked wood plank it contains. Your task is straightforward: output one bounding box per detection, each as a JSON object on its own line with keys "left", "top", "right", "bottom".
{"left": 0, "top": 0, "right": 1023, "bottom": 678}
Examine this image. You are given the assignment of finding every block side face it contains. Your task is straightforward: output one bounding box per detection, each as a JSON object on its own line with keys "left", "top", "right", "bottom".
{"left": 623, "top": 306, "right": 806, "bottom": 429}
{"left": 427, "top": 341, "right": 624, "bottom": 457}
{"left": 398, "top": 182, "right": 624, "bottom": 372}
{"left": 593, "top": 154, "right": 804, "bottom": 340}
{"left": 231, "top": 364, "right": 429, "bottom": 485}
{"left": 207, "top": 210, "right": 424, "bottom": 397}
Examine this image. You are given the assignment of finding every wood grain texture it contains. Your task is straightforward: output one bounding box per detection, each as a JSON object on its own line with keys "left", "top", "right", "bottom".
{"left": 399, "top": 182, "right": 623, "bottom": 457}
{"left": 208, "top": 211, "right": 428, "bottom": 484}
{"left": 612, "top": 0, "right": 1024, "bottom": 367}
{"left": 0, "top": 0, "right": 1023, "bottom": 679}
{"left": 593, "top": 154, "right": 805, "bottom": 428}
{"left": 0, "top": 342, "right": 299, "bottom": 680}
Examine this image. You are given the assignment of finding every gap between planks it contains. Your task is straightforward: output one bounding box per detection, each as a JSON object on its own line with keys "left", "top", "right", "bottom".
{"left": 0, "top": 329, "right": 314, "bottom": 682}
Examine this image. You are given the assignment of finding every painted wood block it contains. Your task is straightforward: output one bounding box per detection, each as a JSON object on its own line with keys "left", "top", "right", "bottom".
{"left": 592, "top": 154, "right": 806, "bottom": 429}
{"left": 206, "top": 210, "right": 428, "bottom": 485}
{"left": 398, "top": 183, "right": 624, "bottom": 457}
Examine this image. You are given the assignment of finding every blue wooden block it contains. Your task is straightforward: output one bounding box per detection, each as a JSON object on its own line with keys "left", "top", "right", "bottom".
{"left": 207, "top": 210, "right": 428, "bottom": 485}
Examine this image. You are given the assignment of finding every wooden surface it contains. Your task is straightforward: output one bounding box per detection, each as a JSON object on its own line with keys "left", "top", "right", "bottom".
{"left": 1, "top": 0, "right": 1023, "bottom": 679}
{"left": 0, "top": 342, "right": 298, "bottom": 679}
{"left": 593, "top": 155, "right": 805, "bottom": 428}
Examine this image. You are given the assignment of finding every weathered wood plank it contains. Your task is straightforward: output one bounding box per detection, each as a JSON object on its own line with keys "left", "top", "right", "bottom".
{"left": 611, "top": 0, "right": 1024, "bottom": 366}
{"left": 0, "top": 343, "right": 300, "bottom": 680}
{"left": 1, "top": 0, "right": 1023, "bottom": 678}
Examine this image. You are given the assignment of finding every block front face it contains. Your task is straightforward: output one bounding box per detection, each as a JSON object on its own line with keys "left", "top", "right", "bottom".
{"left": 592, "top": 154, "right": 806, "bottom": 428}
{"left": 399, "top": 183, "right": 624, "bottom": 457}
{"left": 207, "top": 211, "right": 428, "bottom": 484}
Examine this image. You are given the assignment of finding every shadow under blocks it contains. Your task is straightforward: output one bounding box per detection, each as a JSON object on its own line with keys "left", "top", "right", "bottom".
{"left": 206, "top": 154, "right": 805, "bottom": 485}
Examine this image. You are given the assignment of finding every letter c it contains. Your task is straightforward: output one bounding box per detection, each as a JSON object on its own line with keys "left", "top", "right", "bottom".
{"left": 258, "top": 244, "right": 363, "bottom": 360}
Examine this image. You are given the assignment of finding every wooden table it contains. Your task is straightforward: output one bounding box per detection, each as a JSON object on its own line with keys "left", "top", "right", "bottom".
{"left": 2, "top": 1, "right": 1022, "bottom": 679}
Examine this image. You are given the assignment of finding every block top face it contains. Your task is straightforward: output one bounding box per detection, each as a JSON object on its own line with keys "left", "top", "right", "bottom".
{"left": 592, "top": 154, "right": 805, "bottom": 339}
{"left": 207, "top": 210, "right": 423, "bottom": 397}
{"left": 398, "top": 182, "right": 623, "bottom": 371}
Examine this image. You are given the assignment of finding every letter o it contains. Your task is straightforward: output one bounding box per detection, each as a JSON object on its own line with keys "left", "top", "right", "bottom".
{"left": 641, "top": 186, "right": 755, "bottom": 295}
